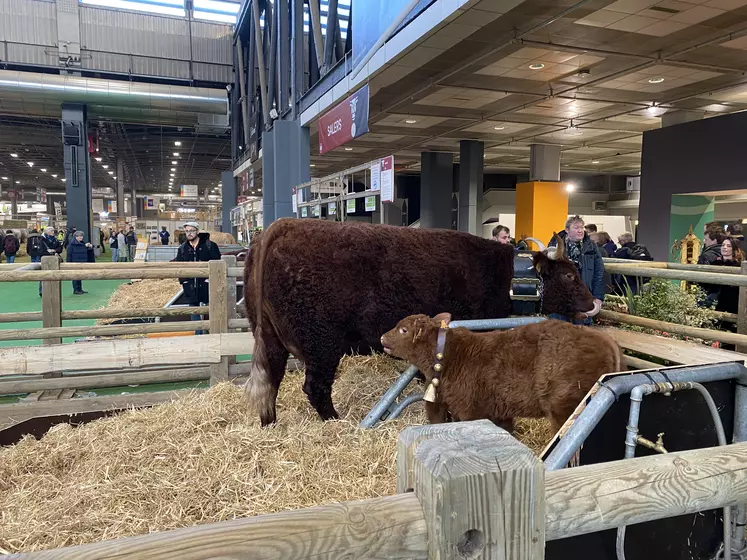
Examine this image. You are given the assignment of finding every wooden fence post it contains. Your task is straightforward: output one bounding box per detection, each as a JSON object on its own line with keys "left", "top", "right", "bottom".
{"left": 223, "top": 255, "right": 239, "bottom": 370}
{"left": 397, "top": 420, "right": 545, "bottom": 559}
{"left": 738, "top": 261, "right": 747, "bottom": 353}
{"left": 41, "top": 256, "right": 63, "bottom": 377}
{"left": 209, "top": 259, "right": 228, "bottom": 385}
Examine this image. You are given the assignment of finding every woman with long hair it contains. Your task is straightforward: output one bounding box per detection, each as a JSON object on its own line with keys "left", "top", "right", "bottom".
{"left": 714, "top": 236, "right": 743, "bottom": 349}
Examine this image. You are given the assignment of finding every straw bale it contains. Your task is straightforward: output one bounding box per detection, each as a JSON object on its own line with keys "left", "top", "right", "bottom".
{"left": 0, "top": 355, "right": 553, "bottom": 554}
{"left": 96, "top": 279, "right": 181, "bottom": 324}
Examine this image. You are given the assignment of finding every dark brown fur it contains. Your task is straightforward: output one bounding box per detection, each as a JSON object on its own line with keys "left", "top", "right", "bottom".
{"left": 244, "top": 218, "right": 596, "bottom": 426}
{"left": 381, "top": 314, "right": 623, "bottom": 432}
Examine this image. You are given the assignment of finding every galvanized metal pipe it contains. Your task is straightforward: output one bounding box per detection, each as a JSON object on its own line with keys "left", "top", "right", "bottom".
{"left": 359, "top": 365, "right": 420, "bottom": 428}
{"left": 732, "top": 382, "right": 747, "bottom": 556}
{"left": 386, "top": 393, "right": 424, "bottom": 421}
{"left": 544, "top": 362, "right": 747, "bottom": 471}
{"left": 449, "top": 317, "right": 546, "bottom": 330}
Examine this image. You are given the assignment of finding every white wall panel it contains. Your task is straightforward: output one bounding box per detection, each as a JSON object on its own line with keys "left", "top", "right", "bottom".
{"left": 192, "top": 61, "right": 232, "bottom": 83}
{"left": 80, "top": 49, "right": 132, "bottom": 73}
{"left": 80, "top": 6, "right": 190, "bottom": 59}
{"left": 0, "top": 0, "right": 56, "bottom": 45}
{"left": 190, "top": 20, "right": 231, "bottom": 64}
{"left": 6, "top": 43, "right": 57, "bottom": 65}
{"left": 131, "top": 56, "right": 191, "bottom": 79}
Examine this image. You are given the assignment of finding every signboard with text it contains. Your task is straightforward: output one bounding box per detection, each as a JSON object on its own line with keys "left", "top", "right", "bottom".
{"left": 380, "top": 156, "right": 395, "bottom": 202}
{"left": 181, "top": 184, "right": 199, "bottom": 198}
{"left": 318, "top": 85, "right": 370, "bottom": 155}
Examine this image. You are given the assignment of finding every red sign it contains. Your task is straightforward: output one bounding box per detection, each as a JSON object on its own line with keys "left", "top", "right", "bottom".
{"left": 318, "top": 85, "right": 370, "bottom": 155}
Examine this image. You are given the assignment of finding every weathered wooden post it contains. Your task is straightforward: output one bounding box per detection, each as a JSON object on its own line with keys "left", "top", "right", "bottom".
{"left": 41, "top": 255, "right": 63, "bottom": 378}
{"left": 738, "top": 261, "right": 747, "bottom": 353}
{"left": 397, "top": 420, "right": 545, "bottom": 559}
{"left": 209, "top": 258, "right": 228, "bottom": 385}
{"left": 223, "top": 255, "right": 238, "bottom": 370}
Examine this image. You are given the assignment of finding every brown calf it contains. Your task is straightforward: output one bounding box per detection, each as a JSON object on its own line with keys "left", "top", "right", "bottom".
{"left": 381, "top": 313, "right": 623, "bottom": 432}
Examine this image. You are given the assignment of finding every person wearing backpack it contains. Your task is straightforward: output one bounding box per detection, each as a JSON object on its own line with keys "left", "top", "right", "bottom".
{"left": 612, "top": 232, "right": 653, "bottom": 295}
{"left": 3, "top": 230, "right": 20, "bottom": 263}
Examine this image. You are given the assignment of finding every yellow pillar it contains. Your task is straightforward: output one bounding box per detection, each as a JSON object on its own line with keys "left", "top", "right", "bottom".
{"left": 515, "top": 181, "right": 569, "bottom": 249}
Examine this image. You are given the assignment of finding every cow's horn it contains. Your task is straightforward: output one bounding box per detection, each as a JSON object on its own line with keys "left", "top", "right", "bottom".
{"left": 524, "top": 237, "right": 546, "bottom": 251}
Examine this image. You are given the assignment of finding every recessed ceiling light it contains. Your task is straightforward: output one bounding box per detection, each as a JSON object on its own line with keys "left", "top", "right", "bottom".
{"left": 494, "top": 126, "right": 505, "bottom": 131}
{"left": 175, "top": 141, "right": 182, "bottom": 146}
{"left": 173, "top": 152, "right": 180, "bottom": 157}
{"left": 10, "top": 153, "right": 18, "bottom": 158}
{"left": 344, "top": 147, "right": 353, "bottom": 151}
{"left": 405, "top": 119, "right": 417, "bottom": 124}
{"left": 647, "top": 105, "right": 658, "bottom": 114}
{"left": 592, "top": 160, "right": 600, "bottom": 164}
{"left": 102, "top": 165, "right": 109, "bottom": 169}
{"left": 27, "top": 162, "right": 34, "bottom": 167}
{"left": 108, "top": 171, "right": 114, "bottom": 175}
{"left": 95, "top": 157, "right": 102, "bottom": 162}
{"left": 529, "top": 63, "right": 545, "bottom": 70}
{"left": 310, "top": 164, "right": 316, "bottom": 167}
{"left": 648, "top": 77, "right": 665, "bottom": 84}
{"left": 41, "top": 168, "right": 47, "bottom": 172}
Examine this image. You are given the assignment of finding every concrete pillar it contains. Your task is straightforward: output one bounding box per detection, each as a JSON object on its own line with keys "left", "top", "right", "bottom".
{"left": 130, "top": 185, "right": 137, "bottom": 218}
{"left": 661, "top": 110, "right": 703, "bottom": 128}
{"left": 262, "top": 120, "right": 310, "bottom": 227}
{"left": 420, "top": 152, "right": 453, "bottom": 229}
{"left": 221, "top": 170, "right": 237, "bottom": 234}
{"left": 529, "top": 144, "right": 561, "bottom": 181}
{"left": 61, "top": 103, "right": 92, "bottom": 242}
{"left": 116, "top": 158, "right": 125, "bottom": 218}
{"left": 458, "top": 140, "right": 484, "bottom": 235}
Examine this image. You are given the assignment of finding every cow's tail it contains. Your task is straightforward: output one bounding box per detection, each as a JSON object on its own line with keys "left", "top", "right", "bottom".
{"left": 244, "top": 222, "right": 284, "bottom": 425}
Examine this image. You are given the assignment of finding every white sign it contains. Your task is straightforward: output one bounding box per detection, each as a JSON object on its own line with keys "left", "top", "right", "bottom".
{"left": 370, "top": 161, "right": 381, "bottom": 191}
{"left": 181, "top": 184, "right": 199, "bottom": 198}
{"left": 301, "top": 206, "right": 308, "bottom": 217}
{"left": 328, "top": 201, "right": 336, "bottom": 215}
{"left": 380, "top": 155, "right": 395, "bottom": 203}
{"left": 92, "top": 199, "right": 104, "bottom": 213}
{"left": 347, "top": 199, "right": 356, "bottom": 214}
{"left": 365, "top": 196, "right": 377, "bottom": 212}
{"left": 292, "top": 187, "right": 298, "bottom": 214}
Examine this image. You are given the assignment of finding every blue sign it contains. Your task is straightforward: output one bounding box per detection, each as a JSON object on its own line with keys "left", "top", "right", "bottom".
{"left": 352, "top": 0, "right": 434, "bottom": 69}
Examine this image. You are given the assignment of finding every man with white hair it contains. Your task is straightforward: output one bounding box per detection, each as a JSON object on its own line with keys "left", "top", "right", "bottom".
{"left": 175, "top": 221, "right": 221, "bottom": 334}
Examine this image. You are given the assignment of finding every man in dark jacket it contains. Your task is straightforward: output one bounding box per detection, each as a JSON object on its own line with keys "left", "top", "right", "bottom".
{"left": 159, "top": 226, "right": 171, "bottom": 246}
{"left": 66, "top": 230, "right": 94, "bottom": 294}
{"left": 612, "top": 232, "right": 653, "bottom": 295}
{"left": 3, "top": 230, "right": 20, "bottom": 263}
{"left": 35, "top": 227, "right": 63, "bottom": 296}
{"left": 175, "top": 221, "right": 221, "bottom": 334}
{"left": 548, "top": 215, "right": 605, "bottom": 325}
{"left": 698, "top": 226, "right": 725, "bottom": 305}
{"left": 125, "top": 226, "right": 138, "bottom": 260}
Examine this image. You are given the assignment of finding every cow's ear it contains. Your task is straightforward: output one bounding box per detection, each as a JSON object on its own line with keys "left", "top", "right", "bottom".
{"left": 533, "top": 251, "right": 548, "bottom": 275}
{"left": 433, "top": 312, "right": 452, "bottom": 326}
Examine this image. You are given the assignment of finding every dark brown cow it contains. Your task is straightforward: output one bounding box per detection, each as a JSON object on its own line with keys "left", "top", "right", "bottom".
{"left": 381, "top": 313, "right": 623, "bottom": 431}
{"left": 244, "top": 218, "right": 597, "bottom": 426}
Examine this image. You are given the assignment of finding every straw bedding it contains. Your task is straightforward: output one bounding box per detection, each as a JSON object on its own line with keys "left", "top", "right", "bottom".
{"left": 0, "top": 355, "right": 553, "bottom": 554}
{"left": 96, "top": 279, "right": 181, "bottom": 324}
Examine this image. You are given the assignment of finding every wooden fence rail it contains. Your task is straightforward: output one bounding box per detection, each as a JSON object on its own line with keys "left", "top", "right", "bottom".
{"left": 8, "top": 422, "right": 747, "bottom": 560}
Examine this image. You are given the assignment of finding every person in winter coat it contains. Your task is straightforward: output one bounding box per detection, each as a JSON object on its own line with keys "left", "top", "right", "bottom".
{"left": 117, "top": 230, "right": 127, "bottom": 261}
{"left": 36, "top": 227, "right": 63, "bottom": 296}
{"left": 712, "top": 237, "right": 743, "bottom": 350}
{"left": 66, "top": 230, "right": 94, "bottom": 294}
{"left": 125, "top": 226, "right": 138, "bottom": 260}
{"left": 159, "top": 226, "right": 170, "bottom": 245}
{"left": 699, "top": 226, "right": 725, "bottom": 305}
{"left": 175, "top": 221, "right": 221, "bottom": 334}
{"left": 548, "top": 215, "right": 605, "bottom": 325}
{"left": 612, "top": 232, "right": 653, "bottom": 295}
{"left": 26, "top": 229, "right": 47, "bottom": 263}
{"left": 3, "top": 230, "right": 20, "bottom": 263}
{"left": 108, "top": 230, "right": 119, "bottom": 262}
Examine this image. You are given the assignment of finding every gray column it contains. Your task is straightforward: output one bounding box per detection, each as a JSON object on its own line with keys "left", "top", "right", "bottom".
{"left": 458, "top": 140, "right": 484, "bottom": 235}
{"left": 116, "top": 158, "right": 125, "bottom": 218}
{"left": 61, "top": 103, "right": 92, "bottom": 242}
{"left": 130, "top": 185, "right": 137, "bottom": 217}
{"left": 529, "top": 144, "right": 561, "bottom": 182}
{"left": 661, "top": 110, "right": 703, "bottom": 128}
{"left": 221, "top": 170, "right": 237, "bottom": 234}
{"left": 420, "top": 152, "right": 453, "bottom": 229}
{"left": 262, "top": 120, "right": 310, "bottom": 226}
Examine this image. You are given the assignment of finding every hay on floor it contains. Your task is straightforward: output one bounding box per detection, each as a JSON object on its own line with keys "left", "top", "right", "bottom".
{"left": 0, "top": 355, "right": 553, "bottom": 554}
{"left": 96, "top": 279, "right": 181, "bottom": 324}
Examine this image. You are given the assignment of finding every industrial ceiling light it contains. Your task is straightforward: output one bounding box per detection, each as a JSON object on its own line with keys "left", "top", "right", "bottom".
{"left": 171, "top": 168, "right": 176, "bottom": 171}
{"left": 175, "top": 141, "right": 182, "bottom": 146}
{"left": 10, "top": 153, "right": 18, "bottom": 158}
{"left": 172, "top": 160, "right": 177, "bottom": 165}
{"left": 113, "top": 176, "right": 117, "bottom": 179}
{"left": 565, "top": 183, "right": 576, "bottom": 192}
{"left": 170, "top": 173, "right": 175, "bottom": 177}
{"left": 41, "top": 168, "right": 47, "bottom": 172}
{"left": 108, "top": 171, "right": 114, "bottom": 175}
{"left": 27, "top": 162, "right": 34, "bottom": 167}
{"left": 62, "top": 178, "right": 66, "bottom": 182}
{"left": 648, "top": 77, "right": 665, "bottom": 84}
{"left": 528, "top": 63, "right": 545, "bottom": 70}
{"left": 95, "top": 157, "right": 102, "bottom": 162}
{"left": 494, "top": 126, "right": 505, "bottom": 130}
{"left": 15, "top": 180, "right": 20, "bottom": 184}
{"left": 405, "top": 119, "right": 417, "bottom": 124}
{"left": 52, "top": 174, "right": 57, "bottom": 178}
{"left": 344, "top": 147, "right": 353, "bottom": 151}
{"left": 310, "top": 164, "right": 316, "bottom": 167}
{"left": 592, "top": 160, "right": 600, "bottom": 164}
{"left": 102, "top": 165, "right": 109, "bottom": 169}
{"left": 1, "top": 176, "right": 7, "bottom": 180}
{"left": 173, "top": 152, "right": 180, "bottom": 157}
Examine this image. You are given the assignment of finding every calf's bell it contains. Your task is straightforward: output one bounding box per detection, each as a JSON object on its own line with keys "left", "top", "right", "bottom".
{"left": 433, "top": 363, "right": 443, "bottom": 373}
